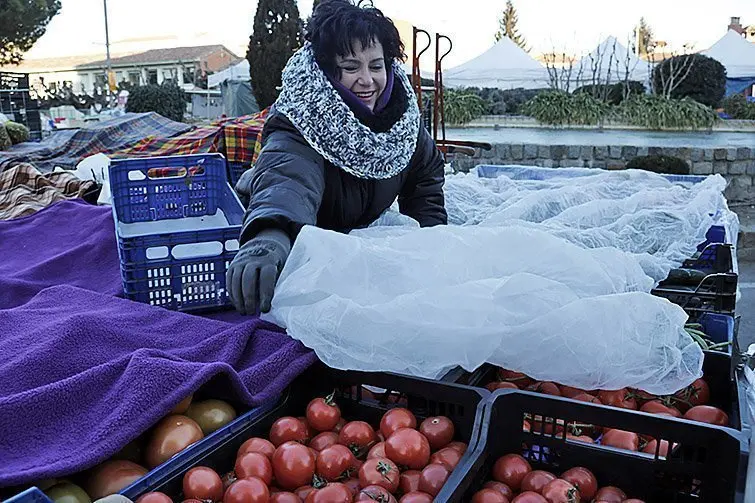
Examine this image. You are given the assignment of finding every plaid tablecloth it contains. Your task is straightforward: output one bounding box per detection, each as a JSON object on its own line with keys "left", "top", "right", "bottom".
{"left": 216, "top": 108, "right": 269, "bottom": 164}
{"left": 109, "top": 125, "right": 224, "bottom": 159}
{"left": 0, "top": 163, "right": 97, "bottom": 220}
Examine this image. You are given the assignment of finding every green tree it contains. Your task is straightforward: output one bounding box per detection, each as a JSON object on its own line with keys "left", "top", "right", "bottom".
{"left": 634, "top": 17, "right": 655, "bottom": 56}
{"left": 494, "top": 0, "right": 527, "bottom": 51}
{"left": 247, "top": 0, "right": 303, "bottom": 109}
{"left": 0, "top": 0, "right": 61, "bottom": 66}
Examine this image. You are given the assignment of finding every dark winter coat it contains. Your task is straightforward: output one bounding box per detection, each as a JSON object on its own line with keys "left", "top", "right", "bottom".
{"left": 235, "top": 44, "right": 447, "bottom": 244}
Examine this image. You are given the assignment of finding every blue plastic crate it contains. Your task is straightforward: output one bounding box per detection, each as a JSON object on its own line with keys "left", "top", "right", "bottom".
{"left": 227, "top": 160, "right": 251, "bottom": 187}
{"left": 109, "top": 153, "right": 245, "bottom": 312}
{"left": 3, "top": 488, "right": 53, "bottom": 503}
{"left": 699, "top": 312, "right": 736, "bottom": 351}
{"left": 475, "top": 164, "right": 730, "bottom": 250}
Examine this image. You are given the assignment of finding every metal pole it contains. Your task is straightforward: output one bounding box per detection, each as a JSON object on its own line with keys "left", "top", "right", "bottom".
{"left": 103, "top": 0, "right": 113, "bottom": 110}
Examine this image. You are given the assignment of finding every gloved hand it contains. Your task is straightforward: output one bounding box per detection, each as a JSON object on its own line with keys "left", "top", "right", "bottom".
{"left": 226, "top": 228, "right": 291, "bottom": 315}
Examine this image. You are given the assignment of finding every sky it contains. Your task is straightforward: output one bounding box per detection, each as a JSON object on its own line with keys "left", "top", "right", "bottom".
{"left": 24, "top": 0, "right": 755, "bottom": 69}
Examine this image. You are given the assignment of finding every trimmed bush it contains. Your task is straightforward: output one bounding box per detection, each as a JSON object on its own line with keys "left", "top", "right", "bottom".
{"left": 652, "top": 54, "right": 726, "bottom": 107}
{"left": 125, "top": 83, "right": 186, "bottom": 122}
{"left": 626, "top": 155, "right": 690, "bottom": 175}
{"left": 5, "top": 121, "right": 30, "bottom": 144}
{"left": 442, "top": 89, "right": 487, "bottom": 125}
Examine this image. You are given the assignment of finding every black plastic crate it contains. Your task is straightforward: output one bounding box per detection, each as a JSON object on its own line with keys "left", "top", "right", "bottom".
{"left": 121, "top": 364, "right": 488, "bottom": 500}
{"left": 652, "top": 272, "right": 737, "bottom": 317}
{"left": 438, "top": 389, "right": 749, "bottom": 502}
{"left": 681, "top": 243, "right": 735, "bottom": 274}
{"left": 464, "top": 351, "right": 744, "bottom": 431}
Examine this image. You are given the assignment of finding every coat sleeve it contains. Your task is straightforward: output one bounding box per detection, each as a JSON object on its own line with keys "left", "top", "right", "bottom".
{"left": 397, "top": 127, "right": 448, "bottom": 227}
{"left": 235, "top": 115, "right": 326, "bottom": 245}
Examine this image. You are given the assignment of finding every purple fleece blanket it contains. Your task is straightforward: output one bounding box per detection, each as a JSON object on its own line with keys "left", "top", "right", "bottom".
{"left": 0, "top": 200, "right": 317, "bottom": 486}
{"left": 0, "top": 285, "right": 317, "bottom": 486}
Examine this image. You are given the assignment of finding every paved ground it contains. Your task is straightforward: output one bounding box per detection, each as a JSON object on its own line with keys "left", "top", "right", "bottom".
{"left": 737, "top": 258, "right": 755, "bottom": 352}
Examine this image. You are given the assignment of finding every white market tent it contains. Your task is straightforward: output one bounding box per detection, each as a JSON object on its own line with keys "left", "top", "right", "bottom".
{"left": 702, "top": 30, "right": 755, "bottom": 95}
{"left": 208, "top": 59, "right": 250, "bottom": 88}
{"left": 442, "top": 37, "right": 550, "bottom": 90}
{"left": 573, "top": 37, "right": 652, "bottom": 85}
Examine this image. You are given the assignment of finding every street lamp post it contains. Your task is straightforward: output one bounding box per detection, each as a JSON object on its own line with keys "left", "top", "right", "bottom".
{"left": 103, "top": 0, "right": 113, "bottom": 110}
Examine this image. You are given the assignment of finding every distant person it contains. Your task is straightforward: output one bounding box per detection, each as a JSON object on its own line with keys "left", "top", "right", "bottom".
{"left": 228, "top": 0, "right": 447, "bottom": 315}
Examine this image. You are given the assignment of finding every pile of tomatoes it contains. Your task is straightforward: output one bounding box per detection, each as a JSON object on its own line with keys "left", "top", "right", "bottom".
{"left": 487, "top": 368, "right": 729, "bottom": 454}
{"left": 134, "top": 392, "right": 466, "bottom": 502}
{"left": 471, "top": 454, "right": 643, "bottom": 503}
{"left": 38, "top": 395, "right": 238, "bottom": 503}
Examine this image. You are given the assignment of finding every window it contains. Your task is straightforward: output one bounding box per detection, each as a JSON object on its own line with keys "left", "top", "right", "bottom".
{"left": 147, "top": 69, "right": 158, "bottom": 84}
{"left": 94, "top": 73, "right": 107, "bottom": 88}
{"left": 183, "top": 66, "right": 195, "bottom": 84}
{"left": 128, "top": 71, "right": 140, "bottom": 86}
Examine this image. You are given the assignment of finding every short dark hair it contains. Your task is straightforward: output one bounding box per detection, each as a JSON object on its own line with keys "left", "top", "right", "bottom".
{"left": 306, "top": 0, "right": 406, "bottom": 75}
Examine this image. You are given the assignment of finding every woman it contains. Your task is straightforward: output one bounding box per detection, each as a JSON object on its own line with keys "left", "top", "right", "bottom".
{"left": 227, "top": 0, "right": 447, "bottom": 315}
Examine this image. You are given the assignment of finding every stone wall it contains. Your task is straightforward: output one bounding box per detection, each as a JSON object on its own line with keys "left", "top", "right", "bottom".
{"left": 453, "top": 144, "right": 755, "bottom": 202}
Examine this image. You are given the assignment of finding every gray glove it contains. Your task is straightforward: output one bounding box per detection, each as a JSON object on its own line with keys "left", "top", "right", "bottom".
{"left": 227, "top": 228, "right": 291, "bottom": 315}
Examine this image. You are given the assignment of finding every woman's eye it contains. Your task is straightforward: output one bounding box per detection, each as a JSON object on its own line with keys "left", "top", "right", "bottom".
{"left": 341, "top": 66, "right": 359, "bottom": 73}
{"left": 370, "top": 65, "right": 384, "bottom": 71}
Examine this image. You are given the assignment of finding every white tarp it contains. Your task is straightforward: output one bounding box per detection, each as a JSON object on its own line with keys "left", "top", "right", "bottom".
{"left": 442, "top": 37, "right": 550, "bottom": 90}
{"left": 573, "top": 36, "right": 653, "bottom": 85}
{"left": 702, "top": 30, "right": 755, "bottom": 79}
{"left": 262, "top": 169, "right": 734, "bottom": 394}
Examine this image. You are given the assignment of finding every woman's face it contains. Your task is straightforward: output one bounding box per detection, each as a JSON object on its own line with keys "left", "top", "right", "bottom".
{"left": 336, "top": 39, "right": 387, "bottom": 111}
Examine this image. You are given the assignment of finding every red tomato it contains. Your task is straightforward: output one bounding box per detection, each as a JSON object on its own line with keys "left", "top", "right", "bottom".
{"left": 306, "top": 483, "right": 352, "bottom": 503}
{"left": 385, "top": 428, "right": 431, "bottom": 470}
{"left": 429, "top": 447, "right": 463, "bottom": 471}
{"left": 356, "top": 485, "right": 398, "bottom": 502}
{"left": 419, "top": 416, "right": 455, "bottom": 450}
{"left": 400, "top": 492, "right": 435, "bottom": 503}
{"left": 358, "top": 457, "right": 400, "bottom": 492}
{"left": 316, "top": 444, "right": 357, "bottom": 482}
{"left": 471, "top": 489, "right": 510, "bottom": 503}
{"left": 272, "top": 441, "right": 316, "bottom": 490}
{"left": 526, "top": 382, "right": 562, "bottom": 396}
{"left": 511, "top": 492, "right": 547, "bottom": 502}
{"left": 684, "top": 405, "right": 729, "bottom": 426}
{"left": 570, "top": 393, "right": 602, "bottom": 405}
{"left": 594, "top": 486, "right": 626, "bottom": 502}
{"left": 497, "top": 369, "right": 533, "bottom": 387}
{"left": 601, "top": 429, "right": 639, "bottom": 451}
{"left": 306, "top": 395, "right": 342, "bottom": 432}
{"left": 492, "top": 454, "right": 532, "bottom": 491}
{"left": 558, "top": 385, "right": 588, "bottom": 399}
{"left": 541, "top": 479, "right": 580, "bottom": 503}
{"left": 446, "top": 441, "right": 468, "bottom": 454}
{"left": 487, "top": 382, "right": 520, "bottom": 392}
{"left": 560, "top": 467, "right": 597, "bottom": 500}
{"left": 270, "top": 492, "right": 300, "bottom": 503}
{"left": 642, "top": 439, "right": 671, "bottom": 457}
{"left": 338, "top": 421, "right": 378, "bottom": 457}
{"left": 483, "top": 481, "right": 514, "bottom": 498}
{"left": 380, "top": 408, "right": 418, "bottom": 438}
{"left": 270, "top": 417, "right": 309, "bottom": 447}
{"left": 295, "top": 486, "right": 314, "bottom": 500}
{"left": 523, "top": 420, "right": 531, "bottom": 432}
{"left": 597, "top": 389, "right": 637, "bottom": 410}
{"left": 418, "top": 463, "right": 450, "bottom": 496}
{"left": 367, "top": 441, "right": 386, "bottom": 459}
{"left": 298, "top": 417, "right": 314, "bottom": 440}
{"left": 309, "top": 432, "right": 339, "bottom": 452}
{"left": 223, "top": 478, "right": 269, "bottom": 503}
{"left": 238, "top": 437, "right": 276, "bottom": 460}
{"left": 235, "top": 452, "right": 273, "bottom": 485}
{"left": 87, "top": 460, "right": 149, "bottom": 500}
{"left": 565, "top": 434, "right": 594, "bottom": 444}
{"left": 640, "top": 400, "right": 681, "bottom": 418}
{"left": 135, "top": 493, "right": 172, "bottom": 503}
{"left": 520, "top": 470, "right": 556, "bottom": 493}
{"left": 182, "top": 466, "right": 223, "bottom": 502}
{"left": 674, "top": 378, "right": 710, "bottom": 411}
{"left": 399, "top": 470, "right": 422, "bottom": 493}
{"left": 146, "top": 416, "right": 204, "bottom": 469}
